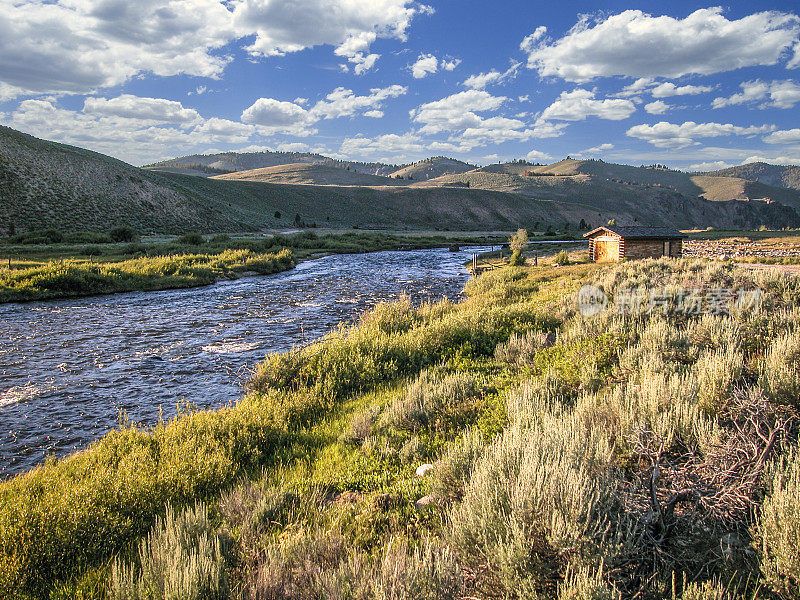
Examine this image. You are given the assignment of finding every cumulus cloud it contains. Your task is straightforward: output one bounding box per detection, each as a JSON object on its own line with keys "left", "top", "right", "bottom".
{"left": 409, "top": 54, "right": 460, "bottom": 78}
{"left": 540, "top": 89, "right": 636, "bottom": 121}
{"left": 689, "top": 160, "right": 735, "bottom": 171}
{"left": 584, "top": 143, "right": 614, "bottom": 153}
{"left": 339, "top": 132, "right": 426, "bottom": 159}
{"left": 651, "top": 82, "right": 714, "bottom": 98}
{"left": 240, "top": 98, "right": 317, "bottom": 136}
{"left": 83, "top": 95, "right": 201, "bottom": 126}
{"left": 525, "top": 8, "right": 800, "bottom": 82}
{"left": 644, "top": 100, "right": 670, "bottom": 115}
{"left": 276, "top": 142, "right": 311, "bottom": 152}
{"left": 310, "top": 85, "right": 407, "bottom": 119}
{"left": 462, "top": 62, "right": 520, "bottom": 90}
{"left": 409, "top": 90, "right": 558, "bottom": 150}
{"left": 0, "top": 0, "right": 430, "bottom": 97}
{"left": 712, "top": 80, "right": 800, "bottom": 109}
{"left": 626, "top": 120, "right": 775, "bottom": 148}
{"left": 0, "top": 98, "right": 256, "bottom": 164}
{"left": 410, "top": 54, "right": 439, "bottom": 78}
{"left": 520, "top": 26, "right": 547, "bottom": 52}
{"left": 525, "top": 149, "right": 552, "bottom": 162}
{"left": 763, "top": 128, "right": 800, "bottom": 144}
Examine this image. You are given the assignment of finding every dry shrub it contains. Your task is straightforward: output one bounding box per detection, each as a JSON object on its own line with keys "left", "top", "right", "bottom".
{"left": 241, "top": 531, "right": 460, "bottom": 600}
{"left": 759, "top": 331, "right": 800, "bottom": 407}
{"left": 448, "top": 406, "right": 623, "bottom": 596}
{"left": 695, "top": 347, "right": 744, "bottom": 413}
{"left": 379, "top": 370, "right": 481, "bottom": 432}
{"left": 111, "top": 502, "right": 227, "bottom": 600}
{"left": 428, "top": 428, "right": 484, "bottom": 501}
{"left": 494, "top": 329, "right": 553, "bottom": 365}
{"left": 757, "top": 448, "right": 800, "bottom": 599}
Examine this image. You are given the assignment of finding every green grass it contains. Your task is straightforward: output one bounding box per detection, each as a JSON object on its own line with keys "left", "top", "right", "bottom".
{"left": 2, "top": 257, "right": 800, "bottom": 599}
{"left": 0, "top": 248, "right": 294, "bottom": 302}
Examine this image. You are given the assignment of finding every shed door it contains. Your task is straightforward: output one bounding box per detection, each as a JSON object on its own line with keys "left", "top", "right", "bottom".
{"left": 595, "top": 240, "right": 616, "bottom": 262}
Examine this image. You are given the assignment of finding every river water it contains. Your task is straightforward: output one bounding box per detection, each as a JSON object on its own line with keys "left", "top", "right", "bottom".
{"left": 0, "top": 247, "right": 489, "bottom": 477}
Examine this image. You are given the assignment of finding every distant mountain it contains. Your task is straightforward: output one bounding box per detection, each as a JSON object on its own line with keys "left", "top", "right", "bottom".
{"left": 146, "top": 151, "right": 399, "bottom": 178}
{"left": 2, "top": 126, "right": 799, "bottom": 234}
{"left": 702, "top": 162, "right": 800, "bottom": 191}
{"left": 388, "top": 157, "right": 475, "bottom": 181}
{"left": 211, "top": 163, "right": 405, "bottom": 187}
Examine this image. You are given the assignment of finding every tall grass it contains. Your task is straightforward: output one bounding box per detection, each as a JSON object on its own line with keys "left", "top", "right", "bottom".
{"left": 0, "top": 248, "right": 294, "bottom": 302}
{"left": 111, "top": 502, "right": 227, "bottom": 600}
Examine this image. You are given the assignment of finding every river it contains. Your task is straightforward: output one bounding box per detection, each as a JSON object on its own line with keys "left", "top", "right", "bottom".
{"left": 0, "top": 247, "right": 489, "bottom": 477}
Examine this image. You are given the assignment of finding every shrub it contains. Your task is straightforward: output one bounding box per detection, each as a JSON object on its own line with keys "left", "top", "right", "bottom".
{"left": 554, "top": 250, "right": 570, "bottom": 266}
{"left": 508, "top": 229, "right": 528, "bottom": 266}
{"left": 428, "top": 428, "right": 484, "bottom": 501}
{"left": 111, "top": 502, "right": 227, "bottom": 600}
{"left": 210, "top": 234, "right": 231, "bottom": 244}
{"left": 379, "top": 371, "right": 481, "bottom": 432}
{"left": 757, "top": 449, "right": 800, "bottom": 598}
{"left": 494, "top": 330, "right": 552, "bottom": 365}
{"left": 178, "top": 232, "right": 205, "bottom": 245}
{"left": 695, "top": 347, "right": 744, "bottom": 413}
{"left": 109, "top": 227, "right": 138, "bottom": 243}
{"left": 759, "top": 332, "right": 800, "bottom": 406}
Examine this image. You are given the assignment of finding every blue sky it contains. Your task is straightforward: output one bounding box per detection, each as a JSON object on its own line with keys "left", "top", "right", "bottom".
{"left": 1, "top": 1, "right": 799, "bottom": 169}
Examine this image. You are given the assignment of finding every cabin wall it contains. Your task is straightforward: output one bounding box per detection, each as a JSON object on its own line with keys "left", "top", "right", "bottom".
{"left": 623, "top": 239, "right": 682, "bottom": 260}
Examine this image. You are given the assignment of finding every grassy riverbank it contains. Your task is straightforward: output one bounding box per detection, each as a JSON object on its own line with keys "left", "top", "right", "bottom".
{"left": 0, "top": 248, "right": 295, "bottom": 303}
{"left": 2, "top": 256, "right": 800, "bottom": 599}
{"left": 0, "top": 230, "right": 511, "bottom": 302}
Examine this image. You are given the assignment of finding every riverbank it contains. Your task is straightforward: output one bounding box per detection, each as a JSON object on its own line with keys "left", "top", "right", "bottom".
{"left": 0, "top": 231, "right": 510, "bottom": 303}
{"left": 2, "top": 256, "right": 799, "bottom": 599}
{"left": 0, "top": 248, "right": 295, "bottom": 303}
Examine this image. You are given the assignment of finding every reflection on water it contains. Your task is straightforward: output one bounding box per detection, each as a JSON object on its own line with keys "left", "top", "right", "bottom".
{"left": 0, "top": 247, "right": 487, "bottom": 477}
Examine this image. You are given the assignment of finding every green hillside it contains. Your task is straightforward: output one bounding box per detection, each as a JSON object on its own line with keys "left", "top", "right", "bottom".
{"left": 2, "top": 126, "right": 799, "bottom": 234}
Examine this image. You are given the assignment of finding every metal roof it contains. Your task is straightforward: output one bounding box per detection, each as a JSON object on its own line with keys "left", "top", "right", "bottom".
{"left": 583, "top": 225, "right": 686, "bottom": 239}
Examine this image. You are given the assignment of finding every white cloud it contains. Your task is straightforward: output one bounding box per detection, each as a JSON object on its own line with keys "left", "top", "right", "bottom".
{"left": 310, "top": 85, "right": 407, "bottom": 119}
{"left": 790, "top": 41, "right": 800, "bottom": 68}
{"left": 764, "top": 128, "right": 800, "bottom": 144}
{"left": 339, "top": 132, "right": 426, "bottom": 159}
{"left": 644, "top": 100, "right": 670, "bottom": 115}
{"left": 689, "top": 160, "right": 734, "bottom": 171}
{"left": 276, "top": 142, "right": 311, "bottom": 152}
{"left": 83, "top": 95, "right": 201, "bottom": 126}
{"left": 525, "top": 149, "right": 552, "bottom": 162}
{"left": 462, "top": 62, "right": 520, "bottom": 90}
{"left": 526, "top": 8, "right": 800, "bottom": 82}
{"left": 712, "top": 79, "right": 800, "bottom": 109}
{"left": 410, "top": 90, "right": 506, "bottom": 135}
{"left": 651, "top": 82, "right": 714, "bottom": 98}
{"left": 409, "top": 54, "right": 460, "bottom": 78}
{"left": 584, "top": 143, "right": 614, "bottom": 153}
{"left": 616, "top": 78, "right": 654, "bottom": 98}
{"left": 1, "top": 98, "right": 256, "bottom": 164}
{"left": 626, "top": 120, "right": 775, "bottom": 148}
{"left": 540, "top": 89, "right": 636, "bottom": 121}
{"left": 0, "top": 0, "right": 430, "bottom": 97}
{"left": 240, "top": 98, "right": 317, "bottom": 136}
{"left": 441, "top": 58, "right": 461, "bottom": 71}
{"left": 520, "top": 26, "right": 547, "bottom": 52}
{"left": 364, "top": 110, "right": 384, "bottom": 118}
{"left": 410, "top": 54, "right": 439, "bottom": 78}
{"left": 235, "top": 0, "right": 423, "bottom": 59}
{"left": 742, "top": 154, "right": 800, "bottom": 165}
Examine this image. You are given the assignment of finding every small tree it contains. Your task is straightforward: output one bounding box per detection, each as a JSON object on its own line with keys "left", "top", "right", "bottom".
{"left": 110, "top": 227, "right": 137, "bottom": 243}
{"left": 508, "top": 229, "right": 528, "bottom": 266}
{"left": 274, "top": 211, "right": 281, "bottom": 219}
{"left": 579, "top": 218, "right": 588, "bottom": 230}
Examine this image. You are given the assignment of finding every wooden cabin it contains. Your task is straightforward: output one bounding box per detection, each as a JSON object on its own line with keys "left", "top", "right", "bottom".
{"left": 584, "top": 226, "right": 685, "bottom": 262}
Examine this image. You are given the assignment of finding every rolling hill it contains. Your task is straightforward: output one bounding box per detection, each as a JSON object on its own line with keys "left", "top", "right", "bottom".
{"left": 211, "top": 163, "right": 405, "bottom": 187}
{"left": 388, "top": 157, "right": 475, "bottom": 181}
{"left": 2, "top": 126, "right": 799, "bottom": 235}
{"left": 146, "top": 151, "right": 399, "bottom": 178}
{"left": 702, "top": 162, "right": 800, "bottom": 191}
